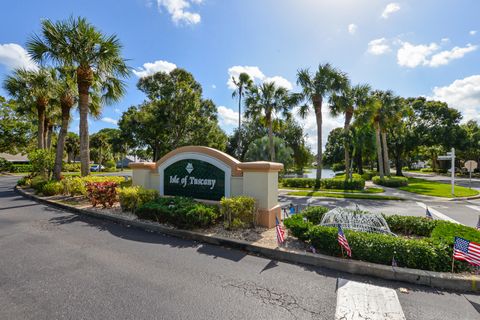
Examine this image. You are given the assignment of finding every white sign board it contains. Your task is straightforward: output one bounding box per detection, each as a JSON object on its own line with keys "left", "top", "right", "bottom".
{"left": 465, "top": 160, "right": 478, "bottom": 172}
{"left": 438, "top": 156, "right": 451, "bottom": 160}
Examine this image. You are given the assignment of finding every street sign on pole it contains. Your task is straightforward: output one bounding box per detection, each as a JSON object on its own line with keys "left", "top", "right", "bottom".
{"left": 438, "top": 148, "right": 456, "bottom": 196}
{"left": 464, "top": 160, "right": 478, "bottom": 189}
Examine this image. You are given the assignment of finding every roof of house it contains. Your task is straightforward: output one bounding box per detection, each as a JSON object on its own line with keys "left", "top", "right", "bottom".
{"left": 0, "top": 153, "right": 29, "bottom": 162}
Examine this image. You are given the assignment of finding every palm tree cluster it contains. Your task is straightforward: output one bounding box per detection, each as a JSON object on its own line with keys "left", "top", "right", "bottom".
{"left": 3, "top": 17, "right": 129, "bottom": 179}
{"left": 232, "top": 64, "right": 401, "bottom": 181}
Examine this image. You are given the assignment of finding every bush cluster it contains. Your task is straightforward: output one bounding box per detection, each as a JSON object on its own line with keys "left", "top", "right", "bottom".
{"left": 63, "top": 163, "right": 81, "bottom": 172}
{"left": 360, "top": 170, "right": 378, "bottom": 181}
{"left": 331, "top": 163, "right": 346, "bottom": 172}
{"left": 420, "top": 168, "right": 447, "bottom": 174}
{"left": 372, "top": 176, "right": 408, "bottom": 187}
{"left": 282, "top": 176, "right": 365, "bottom": 190}
{"left": 284, "top": 213, "right": 480, "bottom": 272}
{"left": 0, "top": 157, "right": 13, "bottom": 172}
{"left": 85, "top": 181, "right": 118, "bottom": 208}
{"left": 41, "top": 181, "right": 64, "bottom": 196}
{"left": 136, "top": 197, "right": 220, "bottom": 229}
{"left": 220, "top": 196, "right": 256, "bottom": 229}
{"left": 118, "top": 186, "right": 159, "bottom": 213}
{"left": 301, "top": 206, "right": 329, "bottom": 224}
{"left": 10, "top": 164, "right": 33, "bottom": 173}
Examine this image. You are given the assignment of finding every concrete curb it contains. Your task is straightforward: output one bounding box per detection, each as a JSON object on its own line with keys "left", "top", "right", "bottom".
{"left": 15, "top": 186, "right": 480, "bottom": 293}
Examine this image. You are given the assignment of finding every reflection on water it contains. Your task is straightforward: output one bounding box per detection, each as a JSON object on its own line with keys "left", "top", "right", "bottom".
{"left": 301, "top": 169, "right": 336, "bottom": 179}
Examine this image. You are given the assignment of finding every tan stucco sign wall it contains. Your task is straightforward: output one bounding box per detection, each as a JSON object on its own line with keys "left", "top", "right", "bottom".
{"left": 129, "top": 146, "right": 283, "bottom": 228}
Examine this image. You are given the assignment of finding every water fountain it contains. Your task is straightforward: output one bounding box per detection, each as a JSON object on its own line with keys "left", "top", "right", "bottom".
{"left": 319, "top": 207, "right": 396, "bottom": 236}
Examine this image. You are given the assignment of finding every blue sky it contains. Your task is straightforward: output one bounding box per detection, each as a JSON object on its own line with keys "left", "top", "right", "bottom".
{"left": 0, "top": 0, "right": 479, "bottom": 151}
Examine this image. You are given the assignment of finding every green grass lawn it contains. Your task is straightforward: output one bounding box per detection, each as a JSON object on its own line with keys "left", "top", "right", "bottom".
{"left": 399, "top": 177, "right": 480, "bottom": 198}
{"left": 287, "top": 190, "right": 403, "bottom": 200}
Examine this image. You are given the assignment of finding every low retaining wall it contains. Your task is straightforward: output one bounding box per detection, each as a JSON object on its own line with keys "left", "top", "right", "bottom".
{"left": 15, "top": 186, "right": 480, "bottom": 293}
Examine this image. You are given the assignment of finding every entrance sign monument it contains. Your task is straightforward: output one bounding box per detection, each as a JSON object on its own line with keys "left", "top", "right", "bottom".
{"left": 129, "top": 146, "right": 283, "bottom": 228}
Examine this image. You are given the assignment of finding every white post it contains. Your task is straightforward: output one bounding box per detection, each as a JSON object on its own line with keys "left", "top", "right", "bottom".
{"left": 451, "top": 148, "right": 455, "bottom": 196}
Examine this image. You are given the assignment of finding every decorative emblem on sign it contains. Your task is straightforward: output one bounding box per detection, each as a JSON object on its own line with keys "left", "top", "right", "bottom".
{"left": 186, "top": 163, "right": 194, "bottom": 174}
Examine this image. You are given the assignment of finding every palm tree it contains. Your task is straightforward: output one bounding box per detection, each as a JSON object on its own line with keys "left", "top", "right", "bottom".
{"left": 3, "top": 68, "right": 55, "bottom": 149}
{"left": 296, "top": 64, "right": 348, "bottom": 180}
{"left": 231, "top": 72, "right": 253, "bottom": 158}
{"left": 27, "top": 17, "right": 129, "bottom": 176}
{"left": 244, "top": 82, "right": 294, "bottom": 161}
{"left": 330, "top": 83, "right": 371, "bottom": 179}
{"left": 65, "top": 132, "right": 80, "bottom": 163}
{"left": 52, "top": 67, "right": 77, "bottom": 180}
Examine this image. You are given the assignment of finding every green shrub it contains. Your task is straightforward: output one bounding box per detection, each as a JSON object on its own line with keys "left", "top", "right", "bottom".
{"left": 118, "top": 186, "right": 159, "bottom": 213}
{"left": 41, "top": 181, "right": 64, "bottom": 196}
{"left": 10, "top": 164, "right": 33, "bottom": 173}
{"left": 301, "top": 206, "right": 329, "bottom": 224}
{"left": 62, "top": 176, "right": 86, "bottom": 196}
{"left": 85, "top": 181, "right": 118, "bottom": 208}
{"left": 282, "top": 176, "right": 365, "bottom": 190}
{"left": 372, "top": 176, "right": 408, "bottom": 187}
{"left": 430, "top": 221, "right": 480, "bottom": 245}
{"left": 283, "top": 214, "right": 312, "bottom": 241}
{"left": 360, "top": 170, "right": 377, "bottom": 181}
{"left": 119, "top": 179, "right": 133, "bottom": 188}
{"left": 136, "top": 197, "right": 219, "bottom": 229}
{"left": 384, "top": 215, "right": 437, "bottom": 236}
{"left": 0, "top": 157, "right": 13, "bottom": 172}
{"left": 28, "top": 149, "right": 55, "bottom": 176}
{"left": 105, "top": 159, "right": 116, "bottom": 169}
{"left": 331, "top": 163, "right": 345, "bottom": 172}
{"left": 420, "top": 168, "right": 433, "bottom": 173}
{"left": 17, "top": 177, "right": 30, "bottom": 186}
{"left": 30, "top": 176, "right": 48, "bottom": 192}
{"left": 220, "top": 196, "right": 256, "bottom": 229}
{"left": 63, "top": 163, "right": 81, "bottom": 172}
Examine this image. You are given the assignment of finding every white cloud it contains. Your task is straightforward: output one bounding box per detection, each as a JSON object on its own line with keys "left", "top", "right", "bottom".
{"left": 397, "top": 41, "right": 439, "bottom": 68}
{"left": 441, "top": 38, "right": 450, "bottom": 43}
{"left": 133, "top": 59, "right": 177, "bottom": 78}
{"left": 428, "top": 44, "right": 477, "bottom": 67}
{"left": 381, "top": 3, "right": 400, "bottom": 19}
{"left": 470, "top": 30, "right": 477, "bottom": 36}
{"left": 217, "top": 106, "right": 239, "bottom": 127}
{"left": 114, "top": 108, "right": 121, "bottom": 114}
{"left": 101, "top": 117, "right": 118, "bottom": 125}
{"left": 263, "top": 76, "right": 293, "bottom": 90}
{"left": 348, "top": 24, "right": 357, "bottom": 35}
{"left": 0, "top": 43, "right": 37, "bottom": 71}
{"left": 367, "top": 38, "right": 390, "bottom": 55}
{"left": 156, "top": 0, "right": 202, "bottom": 25}
{"left": 430, "top": 75, "right": 480, "bottom": 122}
{"left": 211, "top": 84, "right": 216, "bottom": 89}
{"left": 397, "top": 41, "right": 477, "bottom": 68}
{"left": 227, "top": 65, "right": 293, "bottom": 90}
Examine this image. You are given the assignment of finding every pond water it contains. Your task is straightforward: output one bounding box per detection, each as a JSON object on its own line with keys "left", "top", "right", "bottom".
{"left": 303, "top": 169, "right": 336, "bottom": 179}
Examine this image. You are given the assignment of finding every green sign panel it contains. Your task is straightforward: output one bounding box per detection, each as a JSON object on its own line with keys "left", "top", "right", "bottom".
{"left": 163, "top": 159, "right": 225, "bottom": 201}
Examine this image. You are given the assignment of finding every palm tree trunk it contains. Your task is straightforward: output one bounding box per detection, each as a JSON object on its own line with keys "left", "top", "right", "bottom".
{"left": 77, "top": 66, "right": 93, "bottom": 177}
{"left": 43, "top": 118, "right": 49, "bottom": 149}
{"left": 344, "top": 109, "right": 353, "bottom": 179}
{"left": 267, "top": 114, "right": 275, "bottom": 161}
{"left": 53, "top": 103, "right": 71, "bottom": 180}
{"left": 374, "top": 121, "right": 384, "bottom": 178}
{"left": 47, "top": 124, "right": 54, "bottom": 149}
{"left": 37, "top": 105, "right": 46, "bottom": 149}
{"left": 314, "top": 98, "right": 323, "bottom": 180}
{"left": 237, "top": 88, "right": 242, "bottom": 159}
{"left": 381, "top": 130, "right": 390, "bottom": 177}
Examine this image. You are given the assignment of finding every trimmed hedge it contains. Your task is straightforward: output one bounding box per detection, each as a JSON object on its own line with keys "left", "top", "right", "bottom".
{"left": 10, "top": 164, "right": 33, "bottom": 173}
{"left": 360, "top": 170, "right": 378, "bottom": 181}
{"left": 282, "top": 176, "right": 365, "bottom": 190}
{"left": 284, "top": 213, "right": 479, "bottom": 272}
{"left": 41, "top": 181, "right": 63, "bottom": 196}
{"left": 372, "top": 176, "right": 408, "bottom": 187}
{"left": 118, "top": 186, "right": 159, "bottom": 213}
{"left": 136, "top": 197, "right": 220, "bottom": 229}
{"left": 220, "top": 196, "right": 256, "bottom": 229}
{"left": 302, "top": 206, "right": 329, "bottom": 224}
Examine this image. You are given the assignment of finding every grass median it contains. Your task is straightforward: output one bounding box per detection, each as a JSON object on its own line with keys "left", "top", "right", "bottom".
{"left": 399, "top": 177, "right": 479, "bottom": 198}
{"left": 286, "top": 190, "right": 404, "bottom": 200}
{"left": 279, "top": 185, "right": 385, "bottom": 194}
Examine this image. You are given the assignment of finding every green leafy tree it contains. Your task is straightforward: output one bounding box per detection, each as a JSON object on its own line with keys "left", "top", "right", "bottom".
{"left": 27, "top": 16, "right": 129, "bottom": 176}
{"left": 0, "top": 96, "right": 35, "bottom": 154}
{"left": 296, "top": 63, "right": 348, "bottom": 179}
{"left": 3, "top": 68, "right": 56, "bottom": 149}
{"left": 65, "top": 132, "right": 80, "bottom": 163}
{"left": 244, "top": 82, "right": 294, "bottom": 161}
{"left": 323, "top": 128, "right": 345, "bottom": 167}
{"left": 245, "top": 136, "right": 294, "bottom": 171}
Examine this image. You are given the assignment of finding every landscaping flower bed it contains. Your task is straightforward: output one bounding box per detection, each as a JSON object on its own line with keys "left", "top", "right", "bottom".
{"left": 284, "top": 207, "right": 480, "bottom": 273}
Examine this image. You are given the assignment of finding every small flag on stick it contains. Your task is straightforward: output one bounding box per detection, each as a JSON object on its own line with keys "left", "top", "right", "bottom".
{"left": 337, "top": 225, "right": 352, "bottom": 257}
{"left": 476, "top": 215, "right": 480, "bottom": 230}
{"left": 392, "top": 256, "right": 398, "bottom": 268}
{"left": 425, "top": 207, "right": 433, "bottom": 219}
{"left": 275, "top": 217, "right": 285, "bottom": 245}
{"left": 453, "top": 236, "right": 480, "bottom": 267}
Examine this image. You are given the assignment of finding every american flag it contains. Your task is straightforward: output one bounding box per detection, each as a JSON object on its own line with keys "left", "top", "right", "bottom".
{"left": 453, "top": 237, "right": 480, "bottom": 266}
{"left": 337, "top": 225, "right": 352, "bottom": 257}
{"left": 275, "top": 217, "right": 285, "bottom": 245}
{"left": 426, "top": 207, "right": 433, "bottom": 219}
{"left": 476, "top": 216, "right": 480, "bottom": 230}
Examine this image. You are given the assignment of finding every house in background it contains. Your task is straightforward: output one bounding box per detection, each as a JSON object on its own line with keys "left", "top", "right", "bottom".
{"left": 0, "top": 153, "right": 29, "bottom": 164}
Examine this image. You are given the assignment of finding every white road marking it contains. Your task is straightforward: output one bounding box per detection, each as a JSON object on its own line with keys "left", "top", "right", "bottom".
{"left": 466, "top": 205, "right": 480, "bottom": 213}
{"left": 416, "top": 202, "right": 460, "bottom": 224}
{"left": 335, "top": 278, "right": 406, "bottom": 320}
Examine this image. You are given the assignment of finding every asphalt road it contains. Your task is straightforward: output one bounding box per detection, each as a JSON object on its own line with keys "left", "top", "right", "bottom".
{"left": 1, "top": 175, "right": 480, "bottom": 319}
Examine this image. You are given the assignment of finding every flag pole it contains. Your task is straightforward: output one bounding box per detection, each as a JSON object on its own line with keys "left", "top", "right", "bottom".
{"left": 451, "top": 243, "right": 455, "bottom": 273}
{"left": 341, "top": 246, "right": 345, "bottom": 258}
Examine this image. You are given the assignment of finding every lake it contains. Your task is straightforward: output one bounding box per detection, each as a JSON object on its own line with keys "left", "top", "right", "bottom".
{"left": 303, "top": 169, "right": 336, "bottom": 179}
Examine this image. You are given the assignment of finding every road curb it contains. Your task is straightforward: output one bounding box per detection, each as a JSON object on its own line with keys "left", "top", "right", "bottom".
{"left": 15, "top": 186, "right": 480, "bottom": 293}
